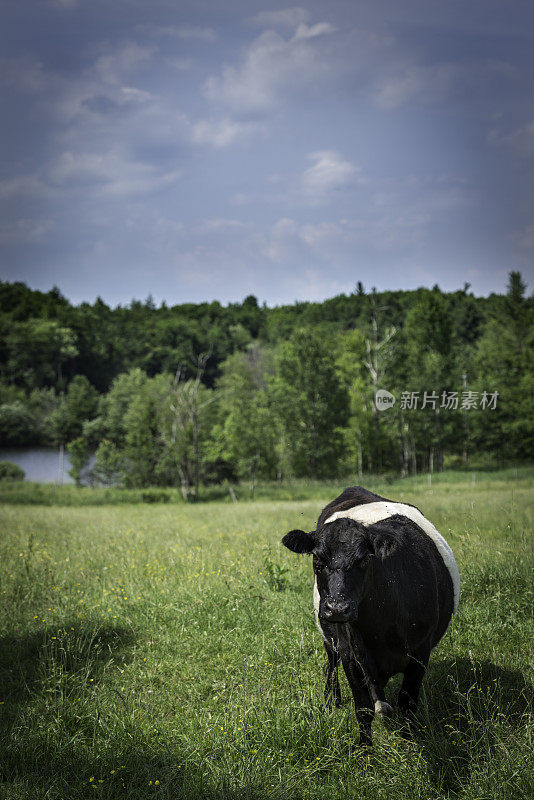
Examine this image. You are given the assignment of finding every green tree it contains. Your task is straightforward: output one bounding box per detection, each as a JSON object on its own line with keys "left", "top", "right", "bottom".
{"left": 67, "top": 437, "right": 92, "bottom": 487}
{"left": 473, "top": 272, "right": 534, "bottom": 460}
{"left": 402, "top": 289, "right": 455, "bottom": 472}
{"left": 122, "top": 381, "right": 161, "bottom": 487}
{"left": 272, "top": 328, "right": 349, "bottom": 479}
{"left": 47, "top": 375, "right": 99, "bottom": 445}
{"left": 215, "top": 345, "right": 277, "bottom": 496}
{"left": 0, "top": 402, "right": 35, "bottom": 445}
{"left": 362, "top": 292, "right": 397, "bottom": 472}
{"left": 0, "top": 461, "right": 25, "bottom": 480}
{"left": 93, "top": 440, "right": 124, "bottom": 486}
{"left": 0, "top": 277, "right": 530, "bottom": 472}
{"left": 6, "top": 319, "right": 77, "bottom": 389}
{"left": 98, "top": 368, "right": 148, "bottom": 447}
{"left": 335, "top": 329, "right": 371, "bottom": 478}
{"left": 158, "top": 357, "right": 218, "bottom": 499}
{"left": 27, "top": 388, "right": 60, "bottom": 444}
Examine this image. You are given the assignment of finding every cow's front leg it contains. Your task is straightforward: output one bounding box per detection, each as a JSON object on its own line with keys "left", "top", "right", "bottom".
{"left": 338, "top": 641, "right": 374, "bottom": 747}
{"left": 398, "top": 641, "right": 431, "bottom": 735}
{"left": 323, "top": 636, "right": 341, "bottom": 713}
{"left": 353, "top": 682, "right": 374, "bottom": 748}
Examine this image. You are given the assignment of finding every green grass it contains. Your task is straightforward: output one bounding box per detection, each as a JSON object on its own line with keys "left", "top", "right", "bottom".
{"left": 0, "top": 474, "right": 532, "bottom": 799}
{"left": 1, "top": 464, "right": 533, "bottom": 505}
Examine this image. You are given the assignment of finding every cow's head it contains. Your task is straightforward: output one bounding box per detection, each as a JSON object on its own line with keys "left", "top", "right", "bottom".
{"left": 282, "top": 518, "right": 394, "bottom": 623}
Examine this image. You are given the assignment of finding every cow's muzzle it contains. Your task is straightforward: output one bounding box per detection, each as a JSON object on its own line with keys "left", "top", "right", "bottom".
{"left": 320, "top": 598, "right": 357, "bottom": 623}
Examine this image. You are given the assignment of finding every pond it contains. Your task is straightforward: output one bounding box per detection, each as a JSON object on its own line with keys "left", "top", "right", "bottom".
{"left": 0, "top": 447, "right": 82, "bottom": 484}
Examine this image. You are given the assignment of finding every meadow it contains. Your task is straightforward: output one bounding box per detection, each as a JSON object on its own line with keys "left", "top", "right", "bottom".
{"left": 0, "top": 470, "right": 532, "bottom": 799}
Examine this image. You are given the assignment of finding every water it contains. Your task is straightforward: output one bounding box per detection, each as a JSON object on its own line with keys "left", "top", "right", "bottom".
{"left": 0, "top": 447, "right": 78, "bottom": 484}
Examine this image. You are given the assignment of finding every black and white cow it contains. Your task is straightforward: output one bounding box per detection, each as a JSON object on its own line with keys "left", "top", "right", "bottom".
{"left": 282, "top": 486, "right": 460, "bottom": 746}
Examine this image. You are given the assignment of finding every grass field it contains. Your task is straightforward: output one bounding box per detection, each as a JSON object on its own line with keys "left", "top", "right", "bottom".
{"left": 0, "top": 470, "right": 532, "bottom": 799}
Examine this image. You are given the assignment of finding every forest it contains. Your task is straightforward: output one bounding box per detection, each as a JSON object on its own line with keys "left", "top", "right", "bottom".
{"left": 0, "top": 273, "right": 532, "bottom": 496}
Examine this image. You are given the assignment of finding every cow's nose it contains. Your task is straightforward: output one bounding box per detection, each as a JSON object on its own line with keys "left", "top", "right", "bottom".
{"left": 323, "top": 598, "right": 351, "bottom": 620}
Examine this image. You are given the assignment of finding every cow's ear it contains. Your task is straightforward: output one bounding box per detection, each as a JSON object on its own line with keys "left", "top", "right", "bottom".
{"left": 371, "top": 534, "right": 397, "bottom": 559}
{"left": 354, "top": 536, "right": 374, "bottom": 563}
{"left": 282, "top": 529, "right": 316, "bottom": 554}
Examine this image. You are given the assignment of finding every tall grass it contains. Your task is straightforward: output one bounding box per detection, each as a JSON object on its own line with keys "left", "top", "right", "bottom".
{"left": 0, "top": 475, "right": 532, "bottom": 798}
{"left": 1, "top": 464, "right": 533, "bottom": 505}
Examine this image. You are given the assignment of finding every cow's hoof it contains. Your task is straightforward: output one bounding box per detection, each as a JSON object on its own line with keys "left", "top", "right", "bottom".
{"left": 399, "top": 724, "right": 414, "bottom": 741}
{"left": 374, "top": 700, "right": 394, "bottom": 717}
{"left": 358, "top": 739, "right": 373, "bottom": 753}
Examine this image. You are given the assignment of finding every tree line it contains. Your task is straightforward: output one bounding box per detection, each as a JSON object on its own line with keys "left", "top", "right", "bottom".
{"left": 0, "top": 273, "right": 532, "bottom": 493}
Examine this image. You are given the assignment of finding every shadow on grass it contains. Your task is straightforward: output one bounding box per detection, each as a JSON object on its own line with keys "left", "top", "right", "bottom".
{"left": 0, "top": 623, "right": 277, "bottom": 800}
{"left": 396, "top": 656, "right": 534, "bottom": 794}
{"left": 0, "top": 622, "right": 136, "bottom": 711}
{"left": 2, "top": 624, "right": 531, "bottom": 799}
{"left": 0, "top": 737, "right": 265, "bottom": 800}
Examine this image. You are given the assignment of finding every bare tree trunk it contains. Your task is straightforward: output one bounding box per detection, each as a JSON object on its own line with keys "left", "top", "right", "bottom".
{"left": 402, "top": 415, "right": 410, "bottom": 477}
{"left": 371, "top": 316, "right": 380, "bottom": 471}
{"left": 168, "top": 350, "right": 214, "bottom": 501}
{"left": 374, "top": 403, "right": 380, "bottom": 472}
{"left": 363, "top": 295, "right": 396, "bottom": 476}
{"left": 277, "top": 431, "right": 286, "bottom": 485}
{"left": 310, "top": 432, "right": 317, "bottom": 481}
{"left": 357, "top": 430, "right": 363, "bottom": 480}
{"left": 250, "top": 461, "right": 256, "bottom": 500}
{"left": 192, "top": 404, "right": 199, "bottom": 502}
{"left": 434, "top": 408, "right": 443, "bottom": 472}
{"left": 397, "top": 411, "right": 405, "bottom": 477}
{"left": 462, "top": 372, "right": 469, "bottom": 464}
{"left": 57, "top": 443, "right": 64, "bottom": 486}
{"left": 178, "top": 468, "right": 190, "bottom": 501}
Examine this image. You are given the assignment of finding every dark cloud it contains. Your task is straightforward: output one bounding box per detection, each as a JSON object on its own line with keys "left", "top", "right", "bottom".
{"left": 1, "top": 0, "right": 533, "bottom": 305}
{"left": 81, "top": 95, "right": 120, "bottom": 114}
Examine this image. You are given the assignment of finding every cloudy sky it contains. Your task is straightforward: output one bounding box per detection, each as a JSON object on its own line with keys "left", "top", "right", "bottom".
{"left": 1, "top": 0, "right": 533, "bottom": 307}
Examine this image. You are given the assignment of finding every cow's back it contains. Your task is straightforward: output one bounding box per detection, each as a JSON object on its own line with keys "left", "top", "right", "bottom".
{"left": 317, "top": 486, "right": 392, "bottom": 527}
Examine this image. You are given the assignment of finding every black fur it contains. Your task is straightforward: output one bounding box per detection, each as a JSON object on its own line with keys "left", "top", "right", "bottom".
{"left": 281, "top": 486, "right": 456, "bottom": 747}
